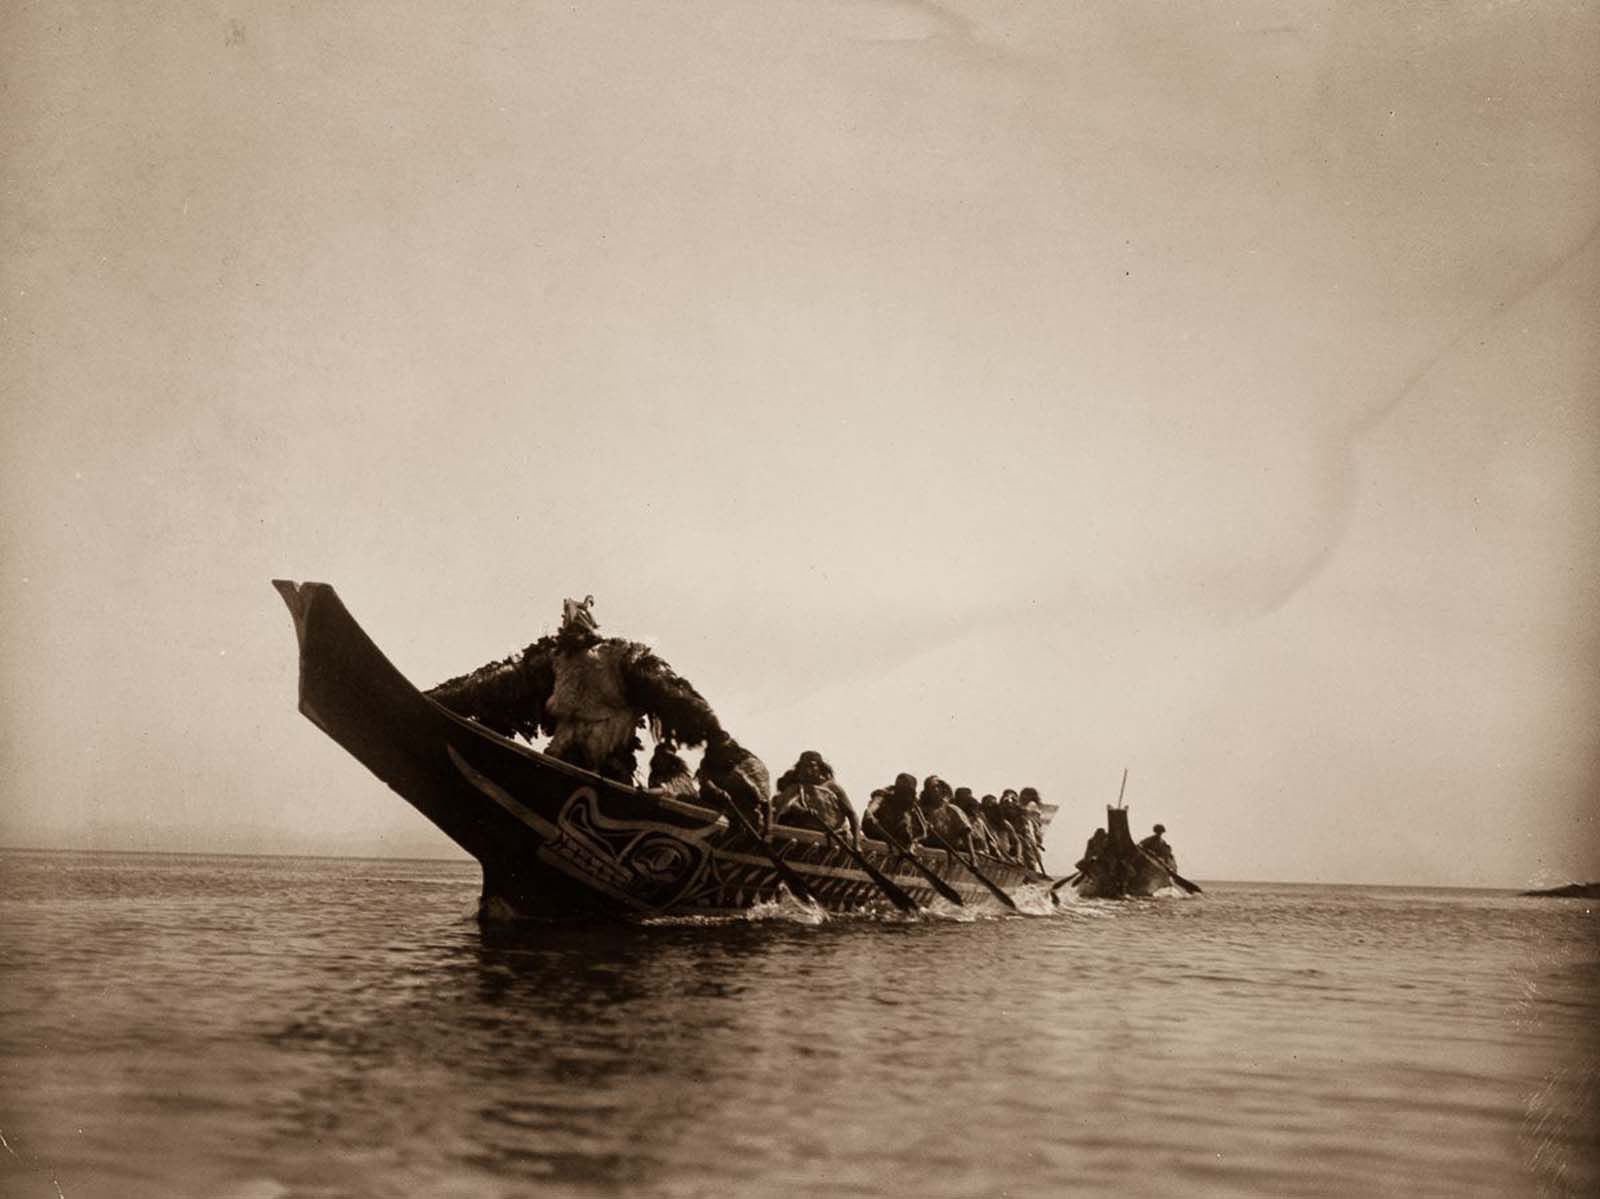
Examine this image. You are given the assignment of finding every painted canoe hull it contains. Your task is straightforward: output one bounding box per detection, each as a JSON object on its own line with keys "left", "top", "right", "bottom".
{"left": 274, "top": 581, "right": 1047, "bottom": 920}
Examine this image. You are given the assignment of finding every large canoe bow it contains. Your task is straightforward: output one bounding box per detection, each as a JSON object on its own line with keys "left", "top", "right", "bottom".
{"left": 274, "top": 581, "right": 1049, "bottom": 921}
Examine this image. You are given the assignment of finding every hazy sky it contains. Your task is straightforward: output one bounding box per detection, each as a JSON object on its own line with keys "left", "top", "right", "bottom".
{"left": 4, "top": 0, "right": 1596, "bottom": 886}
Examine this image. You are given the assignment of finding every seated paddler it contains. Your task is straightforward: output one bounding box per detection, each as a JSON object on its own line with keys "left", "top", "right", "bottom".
{"left": 1138, "top": 823, "right": 1177, "bottom": 871}
{"left": 772, "top": 750, "right": 861, "bottom": 847}
{"left": 1019, "top": 787, "right": 1046, "bottom": 840}
{"left": 425, "top": 594, "right": 726, "bottom": 786}
{"left": 980, "top": 795, "right": 1020, "bottom": 862}
{"left": 861, "top": 772, "right": 924, "bottom": 847}
{"left": 1020, "top": 787, "right": 1049, "bottom": 868}
{"left": 862, "top": 788, "right": 893, "bottom": 840}
{"left": 645, "top": 740, "right": 700, "bottom": 801}
{"left": 951, "top": 787, "right": 995, "bottom": 857}
{"left": 999, "top": 790, "right": 1043, "bottom": 872}
{"left": 696, "top": 730, "right": 774, "bottom": 837}
{"left": 918, "top": 776, "right": 979, "bottom": 860}
{"left": 1077, "top": 827, "right": 1109, "bottom": 873}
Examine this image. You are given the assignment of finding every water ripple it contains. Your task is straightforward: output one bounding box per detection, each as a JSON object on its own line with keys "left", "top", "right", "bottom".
{"left": 0, "top": 854, "right": 1594, "bottom": 1198}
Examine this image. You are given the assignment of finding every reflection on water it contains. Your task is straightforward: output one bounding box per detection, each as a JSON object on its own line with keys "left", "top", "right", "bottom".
{"left": 0, "top": 852, "right": 1595, "bottom": 1199}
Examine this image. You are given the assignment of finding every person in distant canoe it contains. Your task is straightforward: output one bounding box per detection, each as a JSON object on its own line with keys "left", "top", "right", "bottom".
{"left": 918, "top": 776, "right": 980, "bottom": 860}
{"left": 426, "top": 595, "right": 725, "bottom": 785}
{"left": 1076, "top": 827, "right": 1109, "bottom": 873}
{"left": 862, "top": 772, "right": 924, "bottom": 846}
{"left": 772, "top": 750, "right": 861, "bottom": 846}
{"left": 1138, "top": 824, "right": 1177, "bottom": 871}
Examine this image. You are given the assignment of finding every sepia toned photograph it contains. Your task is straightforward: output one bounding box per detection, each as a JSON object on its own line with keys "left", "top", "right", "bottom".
{"left": 2, "top": 2, "right": 1596, "bottom": 1197}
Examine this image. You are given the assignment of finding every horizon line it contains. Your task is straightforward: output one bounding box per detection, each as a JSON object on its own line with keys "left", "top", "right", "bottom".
{"left": 1, "top": 843, "right": 1575, "bottom": 892}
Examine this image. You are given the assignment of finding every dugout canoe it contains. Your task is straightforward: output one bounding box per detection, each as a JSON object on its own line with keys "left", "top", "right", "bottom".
{"left": 273, "top": 580, "right": 1049, "bottom": 920}
{"left": 1071, "top": 807, "right": 1186, "bottom": 899}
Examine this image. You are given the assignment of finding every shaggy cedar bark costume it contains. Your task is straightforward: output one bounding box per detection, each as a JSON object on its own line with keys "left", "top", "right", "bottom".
{"left": 426, "top": 596, "right": 726, "bottom": 785}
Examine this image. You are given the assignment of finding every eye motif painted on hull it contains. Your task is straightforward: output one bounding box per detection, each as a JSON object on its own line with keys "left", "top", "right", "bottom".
{"left": 557, "top": 787, "right": 712, "bottom": 906}
{"left": 626, "top": 837, "right": 699, "bottom": 887}
{"left": 445, "top": 745, "right": 716, "bottom": 910}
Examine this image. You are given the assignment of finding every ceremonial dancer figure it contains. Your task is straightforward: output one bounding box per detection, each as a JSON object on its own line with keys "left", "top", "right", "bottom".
{"left": 427, "top": 596, "right": 730, "bottom": 786}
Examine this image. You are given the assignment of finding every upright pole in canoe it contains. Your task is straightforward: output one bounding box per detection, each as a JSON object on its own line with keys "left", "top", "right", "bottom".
{"left": 1116, "top": 767, "right": 1129, "bottom": 809}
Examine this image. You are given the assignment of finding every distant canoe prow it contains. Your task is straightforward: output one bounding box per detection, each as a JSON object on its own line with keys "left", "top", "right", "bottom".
{"left": 1070, "top": 806, "right": 1194, "bottom": 899}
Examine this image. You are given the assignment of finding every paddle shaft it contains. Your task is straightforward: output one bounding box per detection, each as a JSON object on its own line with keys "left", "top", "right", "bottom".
{"left": 875, "top": 826, "right": 965, "bottom": 906}
{"left": 1135, "top": 845, "right": 1202, "bottom": 894}
{"left": 927, "top": 829, "right": 1020, "bottom": 912}
{"left": 818, "top": 824, "right": 920, "bottom": 914}
{"left": 717, "top": 786, "right": 820, "bottom": 906}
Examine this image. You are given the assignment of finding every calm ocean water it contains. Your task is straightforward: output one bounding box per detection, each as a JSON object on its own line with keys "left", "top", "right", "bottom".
{"left": 0, "top": 851, "right": 1594, "bottom": 1199}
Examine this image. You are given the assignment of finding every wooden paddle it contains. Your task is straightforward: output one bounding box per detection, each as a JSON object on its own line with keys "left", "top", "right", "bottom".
{"left": 874, "top": 826, "right": 966, "bottom": 907}
{"left": 1136, "top": 846, "right": 1203, "bottom": 894}
{"left": 927, "top": 829, "right": 1020, "bottom": 912}
{"left": 816, "top": 824, "right": 920, "bottom": 914}
{"left": 1050, "top": 870, "right": 1083, "bottom": 893}
{"left": 713, "top": 784, "right": 820, "bottom": 906}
